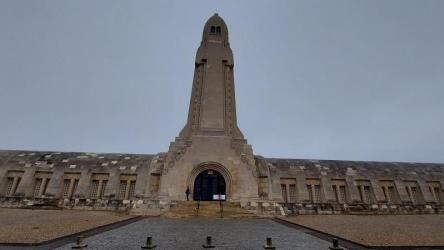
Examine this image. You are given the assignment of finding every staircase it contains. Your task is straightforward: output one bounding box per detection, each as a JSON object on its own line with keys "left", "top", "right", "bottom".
{"left": 161, "top": 201, "right": 257, "bottom": 218}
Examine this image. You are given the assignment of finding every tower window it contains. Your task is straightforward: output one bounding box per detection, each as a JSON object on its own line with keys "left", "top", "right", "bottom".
{"left": 216, "top": 26, "right": 221, "bottom": 34}
{"left": 210, "top": 26, "right": 216, "bottom": 33}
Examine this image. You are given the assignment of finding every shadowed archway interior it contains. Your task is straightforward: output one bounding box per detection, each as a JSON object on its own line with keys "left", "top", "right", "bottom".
{"left": 193, "top": 169, "right": 226, "bottom": 201}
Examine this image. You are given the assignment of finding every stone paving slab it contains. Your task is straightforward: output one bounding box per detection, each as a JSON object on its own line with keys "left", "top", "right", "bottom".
{"left": 0, "top": 208, "right": 133, "bottom": 244}
{"left": 284, "top": 215, "right": 444, "bottom": 247}
{"left": 56, "top": 218, "right": 331, "bottom": 250}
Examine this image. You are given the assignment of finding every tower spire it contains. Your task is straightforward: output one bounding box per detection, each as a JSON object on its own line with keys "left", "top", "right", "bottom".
{"left": 179, "top": 14, "right": 243, "bottom": 139}
{"left": 161, "top": 14, "right": 259, "bottom": 202}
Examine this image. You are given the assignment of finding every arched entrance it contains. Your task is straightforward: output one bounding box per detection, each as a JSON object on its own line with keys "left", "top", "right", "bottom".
{"left": 193, "top": 169, "right": 226, "bottom": 201}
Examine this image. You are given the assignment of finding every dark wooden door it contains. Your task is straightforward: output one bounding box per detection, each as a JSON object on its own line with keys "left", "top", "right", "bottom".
{"left": 193, "top": 170, "right": 226, "bottom": 201}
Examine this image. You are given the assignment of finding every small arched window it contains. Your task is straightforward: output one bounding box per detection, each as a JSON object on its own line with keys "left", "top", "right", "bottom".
{"left": 216, "top": 26, "right": 221, "bottom": 34}
{"left": 210, "top": 26, "right": 216, "bottom": 33}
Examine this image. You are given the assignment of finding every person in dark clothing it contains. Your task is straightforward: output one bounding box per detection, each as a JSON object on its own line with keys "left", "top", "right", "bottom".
{"left": 185, "top": 186, "right": 190, "bottom": 201}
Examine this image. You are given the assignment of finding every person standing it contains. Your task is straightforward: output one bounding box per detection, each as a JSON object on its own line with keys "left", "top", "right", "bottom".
{"left": 185, "top": 186, "right": 190, "bottom": 201}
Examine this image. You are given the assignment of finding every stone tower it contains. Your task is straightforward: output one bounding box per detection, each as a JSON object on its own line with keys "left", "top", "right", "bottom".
{"left": 158, "top": 14, "right": 259, "bottom": 202}
{"left": 179, "top": 13, "right": 243, "bottom": 139}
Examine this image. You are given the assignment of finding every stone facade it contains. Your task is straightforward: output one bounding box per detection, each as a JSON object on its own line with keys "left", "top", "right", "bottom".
{"left": 0, "top": 14, "right": 443, "bottom": 216}
{"left": 262, "top": 158, "right": 444, "bottom": 215}
{"left": 0, "top": 150, "right": 443, "bottom": 215}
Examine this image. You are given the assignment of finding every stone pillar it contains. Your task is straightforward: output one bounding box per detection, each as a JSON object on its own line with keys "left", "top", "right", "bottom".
{"left": 134, "top": 165, "right": 149, "bottom": 198}
{"left": 394, "top": 180, "right": 410, "bottom": 202}
{"left": 104, "top": 168, "right": 120, "bottom": 199}
{"left": 38, "top": 178, "right": 48, "bottom": 197}
{"left": 440, "top": 181, "right": 444, "bottom": 203}
{"left": 345, "top": 176, "right": 360, "bottom": 202}
{"left": 280, "top": 183, "right": 287, "bottom": 202}
{"left": 321, "top": 175, "right": 335, "bottom": 202}
{"left": 11, "top": 177, "right": 21, "bottom": 196}
{"left": 382, "top": 186, "right": 389, "bottom": 201}
{"left": 418, "top": 180, "right": 434, "bottom": 203}
{"left": 96, "top": 180, "right": 104, "bottom": 198}
{"left": 67, "top": 179, "right": 76, "bottom": 199}
{"left": 73, "top": 168, "right": 91, "bottom": 198}
{"left": 124, "top": 180, "right": 131, "bottom": 200}
{"left": 295, "top": 171, "right": 309, "bottom": 201}
{"left": 0, "top": 168, "right": 9, "bottom": 197}
{"left": 15, "top": 168, "right": 36, "bottom": 198}
{"left": 370, "top": 179, "right": 385, "bottom": 202}
{"left": 267, "top": 166, "right": 284, "bottom": 202}
{"left": 308, "top": 184, "right": 315, "bottom": 202}
{"left": 429, "top": 186, "right": 438, "bottom": 202}
{"left": 45, "top": 168, "right": 64, "bottom": 198}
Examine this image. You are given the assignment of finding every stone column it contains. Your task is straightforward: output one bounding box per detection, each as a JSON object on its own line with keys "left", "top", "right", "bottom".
{"left": 67, "top": 179, "right": 75, "bottom": 199}
{"left": 96, "top": 180, "right": 104, "bottom": 199}
{"left": 11, "top": 177, "right": 21, "bottom": 196}
{"left": 134, "top": 165, "right": 149, "bottom": 198}
{"left": 104, "top": 168, "right": 120, "bottom": 199}
{"left": 280, "top": 184, "right": 287, "bottom": 202}
{"left": 45, "top": 168, "right": 64, "bottom": 198}
{"left": 429, "top": 187, "right": 437, "bottom": 202}
{"left": 394, "top": 180, "right": 410, "bottom": 202}
{"left": 295, "top": 171, "right": 309, "bottom": 201}
{"left": 267, "top": 166, "right": 284, "bottom": 202}
{"left": 345, "top": 176, "right": 360, "bottom": 202}
{"left": 0, "top": 168, "right": 9, "bottom": 197}
{"left": 321, "top": 175, "right": 335, "bottom": 202}
{"left": 124, "top": 180, "right": 132, "bottom": 200}
{"left": 38, "top": 178, "right": 48, "bottom": 197}
{"left": 73, "top": 168, "right": 91, "bottom": 199}
{"left": 15, "top": 168, "right": 36, "bottom": 198}
{"left": 333, "top": 186, "right": 341, "bottom": 203}
{"left": 309, "top": 184, "right": 315, "bottom": 202}
{"left": 418, "top": 180, "right": 434, "bottom": 203}
{"left": 370, "top": 179, "right": 385, "bottom": 202}
{"left": 382, "top": 186, "right": 389, "bottom": 201}
{"left": 440, "top": 180, "right": 444, "bottom": 203}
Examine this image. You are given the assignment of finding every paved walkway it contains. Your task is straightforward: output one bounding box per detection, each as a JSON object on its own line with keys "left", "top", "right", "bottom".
{"left": 56, "top": 218, "right": 331, "bottom": 250}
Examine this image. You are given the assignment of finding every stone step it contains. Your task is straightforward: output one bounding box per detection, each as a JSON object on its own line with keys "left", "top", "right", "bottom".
{"left": 348, "top": 211, "right": 376, "bottom": 215}
{"left": 161, "top": 201, "right": 257, "bottom": 218}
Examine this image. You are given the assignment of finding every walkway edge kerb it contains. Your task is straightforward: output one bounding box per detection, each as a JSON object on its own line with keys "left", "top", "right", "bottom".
{"left": 0, "top": 216, "right": 145, "bottom": 247}
{"left": 273, "top": 217, "right": 368, "bottom": 250}
{"left": 273, "top": 217, "right": 444, "bottom": 250}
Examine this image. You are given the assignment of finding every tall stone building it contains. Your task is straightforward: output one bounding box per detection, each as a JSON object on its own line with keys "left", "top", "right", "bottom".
{"left": 160, "top": 14, "right": 258, "bottom": 202}
{"left": 0, "top": 14, "right": 443, "bottom": 215}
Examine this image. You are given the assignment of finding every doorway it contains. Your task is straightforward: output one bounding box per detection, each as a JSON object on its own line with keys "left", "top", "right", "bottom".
{"left": 193, "top": 169, "right": 226, "bottom": 201}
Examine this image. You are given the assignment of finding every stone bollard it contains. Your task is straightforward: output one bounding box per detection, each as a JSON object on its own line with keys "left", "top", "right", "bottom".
{"left": 328, "top": 238, "right": 344, "bottom": 250}
{"left": 202, "top": 236, "right": 215, "bottom": 248}
{"left": 141, "top": 236, "right": 157, "bottom": 249}
{"left": 71, "top": 236, "right": 88, "bottom": 249}
{"left": 263, "top": 237, "right": 276, "bottom": 249}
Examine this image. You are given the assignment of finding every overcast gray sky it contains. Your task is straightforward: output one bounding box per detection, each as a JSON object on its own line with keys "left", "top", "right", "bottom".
{"left": 0, "top": 0, "right": 443, "bottom": 163}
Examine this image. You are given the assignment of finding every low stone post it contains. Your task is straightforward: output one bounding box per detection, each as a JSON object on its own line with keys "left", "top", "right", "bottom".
{"left": 328, "top": 238, "right": 343, "bottom": 250}
{"left": 202, "top": 236, "right": 215, "bottom": 248}
{"left": 263, "top": 237, "right": 276, "bottom": 249}
{"left": 71, "top": 236, "right": 87, "bottom": 249}
{"left": 141, "top": 236, "right": 157, "bottom": 249}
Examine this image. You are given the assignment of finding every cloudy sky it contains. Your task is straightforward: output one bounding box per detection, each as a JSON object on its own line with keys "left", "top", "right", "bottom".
{"left": 0, "top": 0, "right": 443, "bottom": 163}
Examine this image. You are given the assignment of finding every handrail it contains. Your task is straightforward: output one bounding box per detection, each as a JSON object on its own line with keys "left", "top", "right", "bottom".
{"left": 196, "top": 195, "right": 201, "bottom": 217}
{"left": 219, "top": 200, "right": 223, "bottom": 218}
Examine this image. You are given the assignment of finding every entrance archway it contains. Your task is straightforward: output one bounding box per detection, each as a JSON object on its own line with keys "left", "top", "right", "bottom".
{"left": 193, "top": 169, "right": 226, "bottom": 201}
